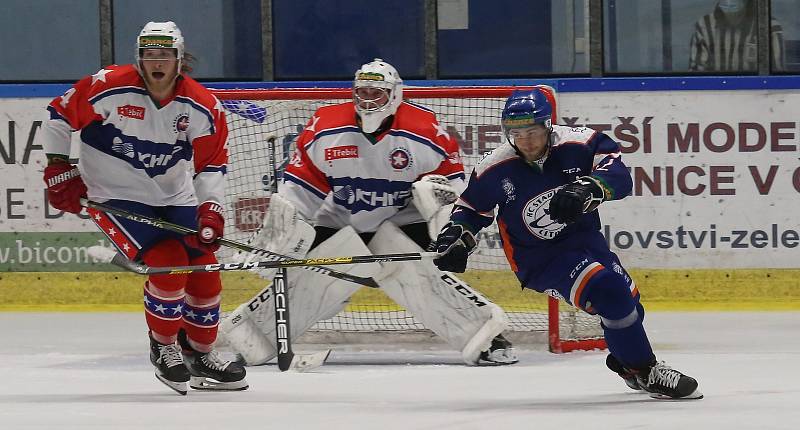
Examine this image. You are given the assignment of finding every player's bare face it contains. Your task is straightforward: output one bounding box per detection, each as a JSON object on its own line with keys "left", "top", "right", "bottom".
{"left": 140, "top": 48, "right": 178, "bottom": 96}
{"left": 509, "top": 125, "right": 549, "bottom": 162}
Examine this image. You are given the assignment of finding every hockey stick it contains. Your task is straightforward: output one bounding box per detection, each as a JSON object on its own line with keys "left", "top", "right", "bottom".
{"left": 80, "top": 198, "right": 400, "bottom": 288}
{"left": 268, "top": 137, "right": 295, "bottom": 371}
{"left": 87, "top": 245, "right": 434, "bottom": 275}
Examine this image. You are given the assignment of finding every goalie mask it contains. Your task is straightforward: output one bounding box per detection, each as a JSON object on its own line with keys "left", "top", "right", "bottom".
{"left": 501, "top": 88, "right": 553, "bottom": 165}
{"left": 135, "top": 21, "right": 185, "bottom": 76}
{"left": 353, "top": 58, "right": 403, "bottom": 133}
{"left": 718, "top": 0, "right": 747, "bottom": 14}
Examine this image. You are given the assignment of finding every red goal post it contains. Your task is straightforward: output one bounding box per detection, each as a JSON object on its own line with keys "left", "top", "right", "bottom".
{"left": 211, "top": 85, "right": 606, "bottom": 353}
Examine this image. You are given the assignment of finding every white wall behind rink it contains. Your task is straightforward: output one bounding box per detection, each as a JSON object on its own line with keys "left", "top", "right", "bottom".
{"left": 1, "top": 90, "right": 798, "bottom": 269}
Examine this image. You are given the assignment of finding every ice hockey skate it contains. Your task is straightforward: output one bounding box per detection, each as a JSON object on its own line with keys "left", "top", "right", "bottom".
{"left": 635, "top": 360, "right": 703, "bottom": 400}
{"left": 606, "top": 353, "right": 643, "bottom": 391}
{"left": 149, "top": 333, "right": 190, "bottom": 395}
{"left": 477, "top": 334, "right": 519, "bottom": 366}
{"left": 608, "top": 355, "right": 702, "bottom": 400}
{"left": 179, "top": 330, "right": 248, "bottom": 391}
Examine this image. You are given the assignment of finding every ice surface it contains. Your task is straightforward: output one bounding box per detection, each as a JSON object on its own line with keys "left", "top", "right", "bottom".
{"left": 0, "top": 312, "right": 797, "bottom": 430}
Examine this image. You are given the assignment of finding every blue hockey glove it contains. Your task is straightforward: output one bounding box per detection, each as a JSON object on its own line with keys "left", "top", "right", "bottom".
{"left": 432, "top": 222, "right": 477, "bottom": 273}
{"left": 549, "top": 176, "right": 605, "bottom": 224}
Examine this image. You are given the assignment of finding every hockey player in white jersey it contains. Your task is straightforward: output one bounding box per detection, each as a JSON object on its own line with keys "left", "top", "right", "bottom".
{"left": 220, "top": 59, "right": 516, "bottom": 366}
{"left": 41, "top": 21, "right": 246, "bottom": 394}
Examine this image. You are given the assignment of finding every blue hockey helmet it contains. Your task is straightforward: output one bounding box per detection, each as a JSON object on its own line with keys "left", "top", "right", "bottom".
{"left": 501, "top": 88, "right": 553, "bottom": 137}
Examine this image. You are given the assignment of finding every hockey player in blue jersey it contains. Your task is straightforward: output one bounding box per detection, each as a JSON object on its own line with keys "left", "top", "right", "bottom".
{"left": 432, "top": 88, "right": 703, "bottom": 400}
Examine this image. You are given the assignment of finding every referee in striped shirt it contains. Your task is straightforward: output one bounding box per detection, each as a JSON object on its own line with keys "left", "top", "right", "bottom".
{"left": 689, "top": 0, "right": 785, "bottom": 72}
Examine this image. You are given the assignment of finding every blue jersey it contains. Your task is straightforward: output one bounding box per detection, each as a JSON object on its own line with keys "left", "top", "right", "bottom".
{"left": 452, "top": 125, "right": 633, "bottom": 295}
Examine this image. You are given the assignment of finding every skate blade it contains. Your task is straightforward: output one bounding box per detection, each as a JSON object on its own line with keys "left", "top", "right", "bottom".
{"left": 289, "top": 349, "right": 332, "bottom": 372}
{"left": 155, "top": 373, "right": 188, "bottom": 395}
{"left": 476, "top": 353, "right": 519, "bottom": 367}
{"left": 649, "top": 388, "right": 704, "bottom": 400}
{"left": 476, "top": 359, "right": 519, "bottom": 367}
{"left": 190, "top": 376, "right": 249, "bottom": 391}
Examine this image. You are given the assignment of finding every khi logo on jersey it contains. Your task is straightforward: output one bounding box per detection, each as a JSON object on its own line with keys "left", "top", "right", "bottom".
{"left": 522, "top": 188, "right": 565, "bottom": 240}
{"left": 117, "top": 105, "right": 145, "bottom": 120}
{"left": 389, "top": 147, "right": 412, "bottom": 170}
{"left": 325, "top": 145, "right": 359, "bottom": 161}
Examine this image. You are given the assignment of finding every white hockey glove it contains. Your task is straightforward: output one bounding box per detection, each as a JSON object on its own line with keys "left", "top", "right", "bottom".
{"left": 411, "top": 175, "right": 460, "bottom": 240}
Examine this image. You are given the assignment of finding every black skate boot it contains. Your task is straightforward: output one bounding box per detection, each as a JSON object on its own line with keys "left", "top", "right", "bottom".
{"left": 634, "top": 360, "right": 703, "bottom": 400}
{"left": 149, "top": 333, "right": 190, "bottom": 395}
{"left": 606, "top": 354, "right": 643, "bottom": 391}
{"left": 179, "top": 329, "right": 248, "bottom": 391}
{"left": 478, "top": 334, "right": 519, "bottom": 366}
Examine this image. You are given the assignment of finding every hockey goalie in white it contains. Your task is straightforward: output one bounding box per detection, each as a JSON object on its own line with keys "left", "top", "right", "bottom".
{"left": 219, "top": 59, "right": 517, "bottom": 366}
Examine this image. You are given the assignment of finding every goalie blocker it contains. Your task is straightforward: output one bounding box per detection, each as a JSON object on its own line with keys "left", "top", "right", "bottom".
{"left": 219, "top": 218, "right": 516, "bottom": 366}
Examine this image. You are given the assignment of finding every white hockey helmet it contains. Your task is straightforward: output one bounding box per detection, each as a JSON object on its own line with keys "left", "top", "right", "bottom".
{"left": 353, "top": 58, "right": 403, "bottom": 133}
{"left": 135, "top": 21, "right": 185, "bottom": 70}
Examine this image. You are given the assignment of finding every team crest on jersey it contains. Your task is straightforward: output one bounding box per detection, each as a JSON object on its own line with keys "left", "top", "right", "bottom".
{"left": 389, "top": 147, "right": 413, "bottom": 170}
{"left": 173, "top": 114, "right": 190, "bottom": 133}
{"left": 117, "top": 105, "right": 145, "bottom": 120}
{"left": 522, "top": 188, "right": 565, "bottom": 240}
{"left": 501, "top": 178, "right": 515, "bottom": 203}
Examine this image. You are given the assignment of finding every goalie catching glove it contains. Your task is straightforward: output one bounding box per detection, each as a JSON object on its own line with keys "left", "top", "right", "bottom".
{"left": 549, "top": 176, "right": 606, "bottom": 224}
{"left": 411, "top": 174, "right": 460, "bottom": 240}
{"left": 432, "top": 221, "right": 477, "bottom": 273}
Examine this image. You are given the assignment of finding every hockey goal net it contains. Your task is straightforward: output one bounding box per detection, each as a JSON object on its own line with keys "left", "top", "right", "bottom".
{"left": 211, "top": 86, "right": 605, "bottom": 353}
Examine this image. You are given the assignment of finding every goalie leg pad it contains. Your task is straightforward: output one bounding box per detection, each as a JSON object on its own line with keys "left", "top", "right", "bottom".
{"left": 368, "top": 222, "right": 510, "bottom": 365}
{"left": 235, "top": 193, "right": 316, "bottom": 281}
{"left": 219, "top": 226, "right": 381, "bottom": 365}
{"left": 218, "top": 302, "right": 276, "bottom": 365}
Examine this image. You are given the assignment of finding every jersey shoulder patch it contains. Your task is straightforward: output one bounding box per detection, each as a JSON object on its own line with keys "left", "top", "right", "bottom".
{"left": 474, "top": 144, "right": 517, "bottom": 177}
{"left": 551, "top": 124, "right": 598, "bottom": 147}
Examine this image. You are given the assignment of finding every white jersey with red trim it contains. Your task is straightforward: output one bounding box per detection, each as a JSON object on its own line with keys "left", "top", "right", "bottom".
{"left": 282, "top": 101, "right": 465, "bottom": 233}
{"left": 40, "top": 64, "right": 228, "bottom": 207}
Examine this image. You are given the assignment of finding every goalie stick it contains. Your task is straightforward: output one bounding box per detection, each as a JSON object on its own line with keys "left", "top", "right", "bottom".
{"left": 80, "top": 198, "right": 397, "bottom": 288}
{"left": 268, "top": 137, "right": 294, "bottom": 371}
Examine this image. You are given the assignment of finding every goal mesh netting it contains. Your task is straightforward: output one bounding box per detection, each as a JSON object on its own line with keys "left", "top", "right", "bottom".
{"left": 212, "top": 86, "right": 605, "bottom": 352}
